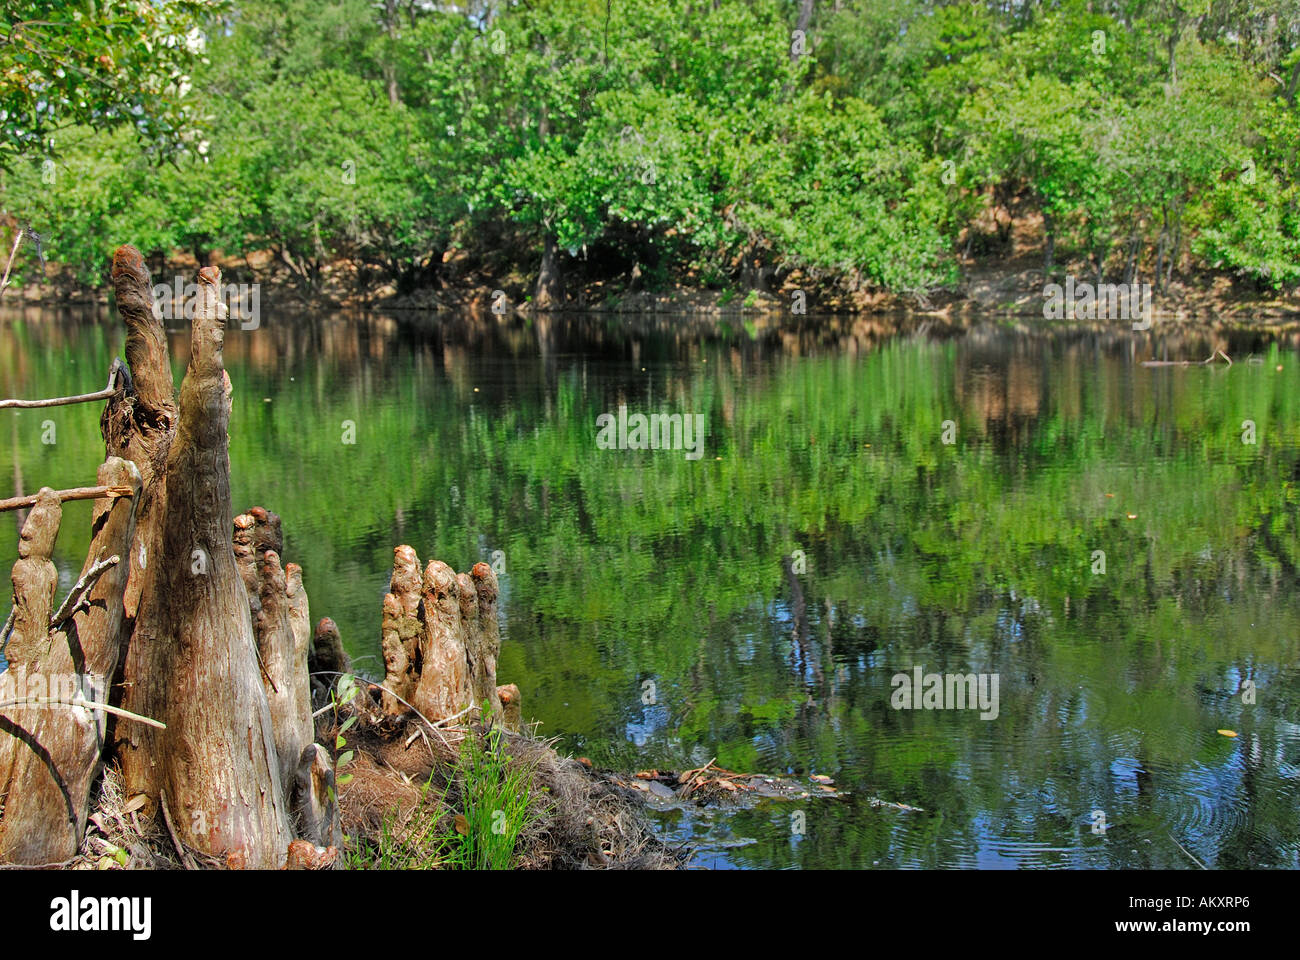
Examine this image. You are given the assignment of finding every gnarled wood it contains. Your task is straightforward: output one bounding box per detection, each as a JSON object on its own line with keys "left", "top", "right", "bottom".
{"left": 311, "top": 618, "right": 347, "bottom": 674}
{"left": 497, "top": 684, "right": 522, "bottom": 733}
{"left": 294, "top": 743, "right": 339, "bottom": 849}
{"left": 470, "top": 562, "right": 502, "bottom": 718}
{"left": 116, "top": 264, "right": 292, "bottom": 867}
{"left": 0, "top": 460, "right": 142, "bottom": 863}
{"left": 102, "top": 246, "right": 176, "bottom": 622}
{"left": 285, "top": 563, "right": 314, "bottom": 763}
{"left": 380, "top": 545, "right": 422, "bottom": 715}
{"left": 254, "top": 549, "right": 310, "bottom": 795}
{"left": 0, "top": 488, "right": 63, "bottom": 844}
{"left": 411, "top": 560, "right": 470, "bottom": 722}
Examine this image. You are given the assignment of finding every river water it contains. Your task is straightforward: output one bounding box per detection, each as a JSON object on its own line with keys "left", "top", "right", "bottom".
{"left": 2, "top": 305, "right": 1298, "bottom": 869}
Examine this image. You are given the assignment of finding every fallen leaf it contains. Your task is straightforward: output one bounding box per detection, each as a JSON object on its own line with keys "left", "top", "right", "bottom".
{"left": 123, "top": 794, "right": 148, "bottom": 814}
{"left": 1217, "top": 729, "right": 1238, "bottom": 738}
{"left": 809, "top": 774, "right": 834, "bottom": 784}
{"left": 454, "top": 813, "right": 469, "bottom": 835}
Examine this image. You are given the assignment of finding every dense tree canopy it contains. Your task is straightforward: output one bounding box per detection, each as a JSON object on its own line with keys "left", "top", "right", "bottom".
{"left": 3, "top": 0, "right": 1299, "bottom": 299}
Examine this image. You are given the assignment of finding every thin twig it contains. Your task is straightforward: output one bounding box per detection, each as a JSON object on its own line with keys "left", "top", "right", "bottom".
{"left": 49, "top": 554, "right": 120, "bottom": 628}
{"left": 159, "top": 789, "right": 197, "bottom": 870}
{"left": 0, "top": 227, "right": 23, "bottom": 298}
{"left": 1168, "top": 831, "right": 1207, "bottom": 870}
{"left": 309, "top": 670, "right": 457, "bottom": 751}
{"left": 0, "top": 360, "right": 125, "bottom": 410}
{"left": 0, "top": 696, "right": 165, "bottom": 729}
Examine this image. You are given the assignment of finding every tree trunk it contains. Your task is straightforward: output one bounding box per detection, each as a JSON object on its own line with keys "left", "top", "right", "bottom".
{"left": 0, "top": 246, "right": 342, "bottom": 868}
{"left": 112, "top": 254, "right": 293, "bottom": 868}
{"left": 534, "top": 234, "right": 565, "bottom": 311}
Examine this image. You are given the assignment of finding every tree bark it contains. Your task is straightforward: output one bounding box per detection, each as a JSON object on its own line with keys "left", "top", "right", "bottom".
{"left": 0, "top": 461, "right": 141, "bottom": 863}
{"left": 294, "top": 743, "right": 339, "bottom": 848}
{"left": 534, "top": 234, "right": 565, "bottom": 311}
{"left": 411, "top": 561, "right": 470, "bottom": 721}
{"left": 468, "top": 562, "right": 502, "bottom": 717}
{"left": 114, "top": 261, "right": 293, "bottom": 868}
{"left": 380, "top": 545, "right": 422, "bottom": 715}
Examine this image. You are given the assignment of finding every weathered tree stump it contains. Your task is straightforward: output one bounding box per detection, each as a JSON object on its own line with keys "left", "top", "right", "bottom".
{"left": 0, "top": 459, "right": 142, "bottom": 862}
{"left": 469, "top": 562, "right": 502, "bottom": 718}
{"left": 111, "top": 255, "right": 293, "bottom": 867}
{"left": 380, "top": 545, "right": 422, "bottom": 715}
{"left": 412, "top": 560, "right": 470, "bottom": 721}
{"left": 497, "top": 684, "right": 522, "bottom": 733}
{"left": 294, "top": 743, "right": 340, "bottom": 848}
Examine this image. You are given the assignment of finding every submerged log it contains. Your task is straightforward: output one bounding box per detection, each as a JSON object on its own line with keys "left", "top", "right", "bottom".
{"left": 0, "top": 461, "right": 142, "bottom": 862}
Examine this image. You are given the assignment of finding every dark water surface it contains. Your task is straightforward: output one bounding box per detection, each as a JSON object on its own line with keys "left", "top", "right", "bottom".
{"left": 3, "top": 305, "right": 1299, "bottom": 869}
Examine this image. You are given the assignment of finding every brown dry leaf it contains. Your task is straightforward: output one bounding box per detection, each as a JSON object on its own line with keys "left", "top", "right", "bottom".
{"left": 810, "top": 774, "right": 834, "bottom": 784}
{"left": 454, "top": 813, "right": 469, "bottom": 835}
{"left": 123, "top": 794, "right": 148, "bottom": 814}
{"left": 635, "top": 770, "right": 659, "bottom": 780}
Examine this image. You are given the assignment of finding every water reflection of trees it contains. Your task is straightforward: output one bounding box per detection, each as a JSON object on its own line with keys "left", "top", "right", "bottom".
{"left": 5, "top": 308, "right": 1300, "bottom": 868}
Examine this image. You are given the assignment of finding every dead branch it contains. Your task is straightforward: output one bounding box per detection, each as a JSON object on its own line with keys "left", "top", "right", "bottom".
{"left": 49, "top": 554, "right": 120, "bottom": 628}
{"left": 0, "top": 485, "right": 134, "bottom": 513}
{"left": 0, "top": 360, "right": 126, "bottom": 410}
{"left": 0, "top": 228, "right": 22, "bottom": 298}
{"left": 0, "top": 696, "right": 165, "bottom": 728}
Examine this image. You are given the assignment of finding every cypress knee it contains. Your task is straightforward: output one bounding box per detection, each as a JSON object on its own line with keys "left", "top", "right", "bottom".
{"left": 496, "top": 684, "right": 522, "bottom": 733}
{"left": 0, "top": 462, "right": 141, "bottom": 864}
{"left": 380, "top": 545, "right": 422, "bottom": 714}
{"left": 470, "top": 562, "right": 502, "bottom": 717}
{"left": 412, "top": 560, "right": 470, "bottom": 721}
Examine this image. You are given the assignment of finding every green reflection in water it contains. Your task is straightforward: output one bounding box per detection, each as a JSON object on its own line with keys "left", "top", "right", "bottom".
{"left": 2, "top": 309, "right": 1298, "bottom": 870}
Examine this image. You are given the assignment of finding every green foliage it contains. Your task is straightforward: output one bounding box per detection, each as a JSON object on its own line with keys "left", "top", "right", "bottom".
{"left": 4, "top": 0, "right": 1300, "bottom": 296}
{"left": 0, "top": 0, "right": 221, "bottom": 168}
{"left": 432, "top": 724, "right": 545, "bottom": 871}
